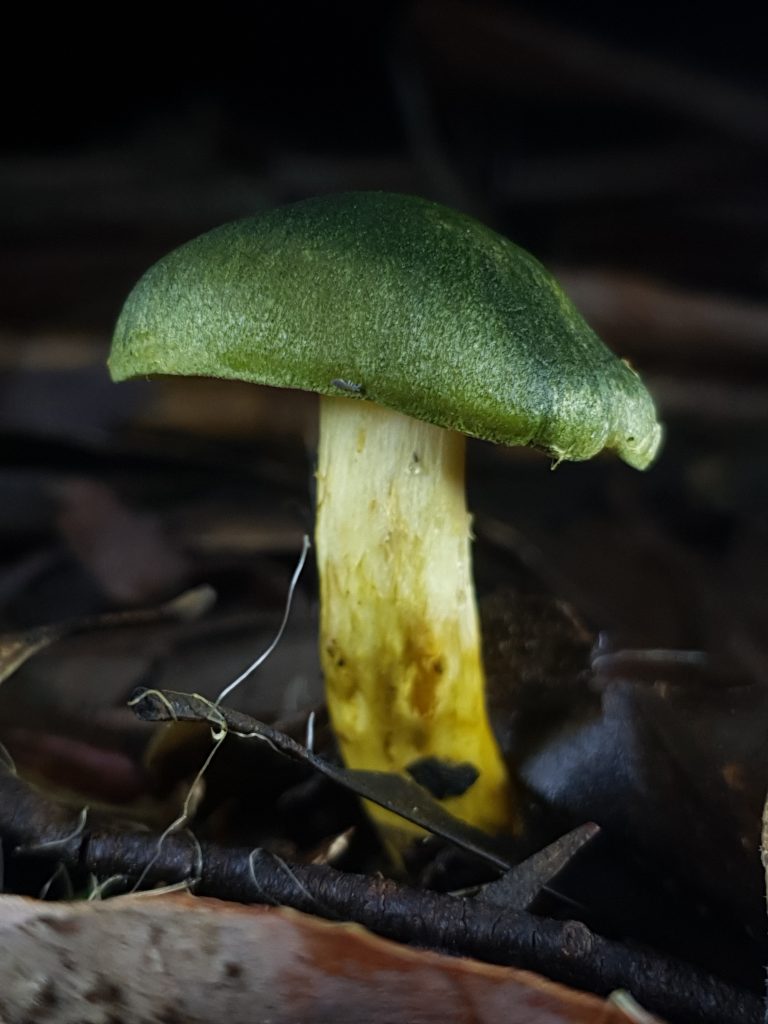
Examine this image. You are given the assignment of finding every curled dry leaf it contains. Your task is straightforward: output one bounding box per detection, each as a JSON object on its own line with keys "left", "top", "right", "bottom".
{"left": 129, "top": 687, "right": 520, "bottom": 872}
{"left": 0, "top": 584, "right": 215, "bottom": 688}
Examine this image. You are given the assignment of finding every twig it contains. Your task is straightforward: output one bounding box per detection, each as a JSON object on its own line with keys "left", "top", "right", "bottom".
{"left": 129, "top": 687, "right": 520, "bottom": 873}
{"left": 0, "top": 763, "right": 759, "bottom": 1024}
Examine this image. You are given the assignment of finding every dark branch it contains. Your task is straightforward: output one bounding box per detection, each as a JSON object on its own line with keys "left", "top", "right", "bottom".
{"left": 0, "top": 763, "right": 758, "bottom": 1024}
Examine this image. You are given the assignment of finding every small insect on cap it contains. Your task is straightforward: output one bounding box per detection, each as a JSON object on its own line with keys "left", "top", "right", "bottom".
{"left": 109, "top": 192, "right": 661, "bottom": 469}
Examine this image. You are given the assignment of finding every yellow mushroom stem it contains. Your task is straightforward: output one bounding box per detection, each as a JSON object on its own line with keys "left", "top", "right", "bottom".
{"left": 315, "top": 395, "right": 516, "bottom": 839}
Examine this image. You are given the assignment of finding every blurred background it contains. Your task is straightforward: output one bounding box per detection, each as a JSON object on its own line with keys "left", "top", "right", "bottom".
{"left": 4, "top": 1, "right": 767, "bottom": 622}
{"left": 1, "top": 0, "right": 767, "bottom": 792}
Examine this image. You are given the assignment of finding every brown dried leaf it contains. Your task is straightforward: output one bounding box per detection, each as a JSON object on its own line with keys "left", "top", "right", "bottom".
{"left": 0, "top": 585, "right": 215, "bottom": 687}
{"left": 0, "top": 894, "right": 655, "bottom": 1024}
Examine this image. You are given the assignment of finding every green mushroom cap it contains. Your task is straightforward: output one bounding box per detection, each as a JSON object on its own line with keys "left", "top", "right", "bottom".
{"left": 109, "top": 191, "right": 661, "bottom": 469}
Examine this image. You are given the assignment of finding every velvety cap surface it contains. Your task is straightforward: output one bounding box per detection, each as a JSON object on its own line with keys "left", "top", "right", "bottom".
{"left": 110, "top": 192, "right": 661, "bottom": 468}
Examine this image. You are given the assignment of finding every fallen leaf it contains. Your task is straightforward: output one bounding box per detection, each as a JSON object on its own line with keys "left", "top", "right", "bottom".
{"left": 0, "top": 893, "right": 659, "bottom": 1024}
{"left": 0, "top": 584, "right": 215, "bottom": 687}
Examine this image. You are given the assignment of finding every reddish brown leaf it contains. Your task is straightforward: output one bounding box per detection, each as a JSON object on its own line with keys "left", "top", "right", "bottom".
{"left": 0, "top": 894, "right": 656, "bottom": 1024}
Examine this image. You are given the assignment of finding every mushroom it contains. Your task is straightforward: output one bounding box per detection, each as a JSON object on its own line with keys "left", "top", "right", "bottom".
{"left": 109, "top": 192, "right": 661, "bottom": 840}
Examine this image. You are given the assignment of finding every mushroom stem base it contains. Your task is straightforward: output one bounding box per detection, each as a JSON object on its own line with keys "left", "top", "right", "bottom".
{"left": 316, "top": 396, "right": 515, "bottom": 839}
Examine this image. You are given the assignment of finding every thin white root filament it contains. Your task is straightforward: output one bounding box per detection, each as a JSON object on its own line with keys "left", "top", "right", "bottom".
{"left": 215, "top": 534, "right": 311, "bottom": 705}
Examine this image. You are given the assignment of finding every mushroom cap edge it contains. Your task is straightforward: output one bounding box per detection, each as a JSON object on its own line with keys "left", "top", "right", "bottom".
{"left": 109, "top": 192, "right": 662, "bottom": 470}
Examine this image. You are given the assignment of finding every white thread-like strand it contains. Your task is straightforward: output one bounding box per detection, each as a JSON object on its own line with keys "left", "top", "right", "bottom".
{"left": 248, "top": 848, "right": 278, "bottom": 905}
{"left": 118, "top": 536, "right": 309, "bottom": 899}
{"left": 127, "top": 687, "right": 179, "bottom": 720}
{"left": 39, "top": 861, "right": 73, "bottom": 901}
{"left": 88, "top": 874, "right": 131, "bottom": 901}
{"left": 129, "top": 731, "right": 225, "bottom": 894}
{"left": 185, "top": 827, "right": 204, "bottom": 886}
{"left": 248, "top": 847, "right": 322, "bottom": 911}
{"left": 608, "top": 990, "right": 657, "bottom": 1023}
{"left": 215, "top": 535, "right": 311, "bottom": 706}
{"left": 20, "top": 806, "right": 89, "bottom": 853}
{"left": 129, "top": 879, "right": 195, "bottom": 899}
{"left": 305, "top": 710, "right": 316, "bottom": 753}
